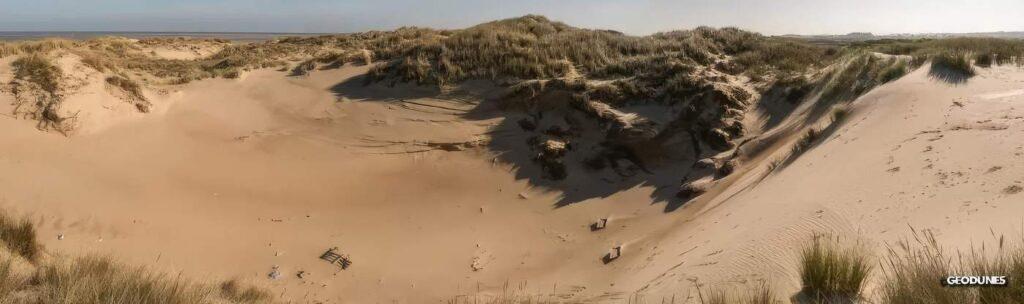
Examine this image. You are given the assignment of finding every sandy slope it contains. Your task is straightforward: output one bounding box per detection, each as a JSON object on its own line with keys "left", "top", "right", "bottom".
{"left": 2, "top": 59, "right": 1024, "bottom": 303}
{"left": 0, "top": 64, "right": 679, "bottom": 303}
{"left": 628, "top": 64, "right": 1024, "bottom": 300}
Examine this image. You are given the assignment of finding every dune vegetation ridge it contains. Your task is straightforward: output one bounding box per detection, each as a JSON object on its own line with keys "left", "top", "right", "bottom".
{"left": 3, "top": 15, "right": 1024, "bottom": 303}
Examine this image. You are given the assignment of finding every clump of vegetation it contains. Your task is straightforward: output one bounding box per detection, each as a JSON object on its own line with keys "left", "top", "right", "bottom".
{"left": 34, "top": 255, "right": 214, "bottom": 304}
{"left": 799, "top": 235, "right": 872, "bottom": 302}
{"left": 856, "top": 37, "right": 1024, "bottom": 67}
{"left": 0, "top": 213, "right": 39, "bottom": 262}
{"left": 877, "top": 60, "right": 908, "bottom": 83}
{"left": 0, "top": 210, "right": 276, "bottom": 303}
{"left": 0, "top": 39, "right": 73, "bottom": 59}
{"left": 11, "top": 53, "right": 63, "bottom": 96}
{"left": 368, "top": 15, "right": 838, "bottom": 86}
{"left": 791, "top": 128, "right": 821, "bottom": 155}
{"left": 830, "top": 106, "right": 850, "bottom": 124}
{"left": 974, "top": 52, "right": 994, "bottom": 68}
{"left": 931, "top": 51, "right": 976, "bottom": 76}
{"left": 701, "top": 283, "right": 781, "bottom": 304}
{"left": 880, "top": 230, "right": 1024, "bottom": 304}
{"left": 105, "top": 75, "right": 152, "bottom": 112}
{"left": 291, "top": 59, "right": 318, "bottom": 76}
{"left": 820, "top": 53, "right": 910, "bottom": 103}
{"left": 7, "top": 53, "right": 77, "bottom": 134}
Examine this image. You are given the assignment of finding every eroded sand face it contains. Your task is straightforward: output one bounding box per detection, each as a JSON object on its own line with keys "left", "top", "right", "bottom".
{"left": 3, "top": 61, "right": 1024, "bottom": 303}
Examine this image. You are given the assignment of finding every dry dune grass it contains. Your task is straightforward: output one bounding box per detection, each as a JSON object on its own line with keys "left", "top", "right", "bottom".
{"left": 368, "top": 15, "right": 837, "bottom": 86}
{"left": 11, "top": 53, "right": 63, "bottom": 96}
{"left": 701, "top": 283, "right": 781, "bottom": 304}
{"left": 0, "top": 210, "right": 274, "bottom": 304}
{"left": 0, "top": 39, "right": 73, "bottom": 58}
{"left": 105, "top": 75, "right": 151, "bottom": 112}
{"left": 798, "top": 236, "right": 872, "bottom": 303}
{"left": 859, "top": 37, "right": 1024, "bottom": 66}
{"left": 32, "top": 255, "right": 214, "bottom": 304}
{"left": 685, "top": 231, "right": 1024, "bottom": 304}
{"left": 0, "top": 214, "right": 39, "bottom": 263}
{"left": 880, "top": 230, "right": 1024, "bottom": 304}
{"left": 930, "top": 52, "right": 976, "bottom": 76}
{"left": 6, "top": 53, "right": 76, "bottom": 134}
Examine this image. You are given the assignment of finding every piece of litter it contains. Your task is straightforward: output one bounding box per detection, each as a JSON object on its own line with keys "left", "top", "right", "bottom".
{"left": 518, "top": 192, "right": 529, "bottom": 199}
{"left": 296, "top": 270, "right": 307, "bottom": 279}
{"left": 268, "top": 266, "right": 282, "bottom": 280}
{"left": 603, "top": 246, "right": 623, "bottom": 264}
{"left": 57, "top": 234, "right": 64, "bottom": 240}
{"left": 591, "top": 218, "right": 608, "bottom": 231}
{"left": 320, "top": 247, "right": 353, "bottom": 270}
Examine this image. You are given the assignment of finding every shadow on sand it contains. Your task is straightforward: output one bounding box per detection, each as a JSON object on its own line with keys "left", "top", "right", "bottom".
{"left": 331, "top": 75, "right": 695, "bottom": 212}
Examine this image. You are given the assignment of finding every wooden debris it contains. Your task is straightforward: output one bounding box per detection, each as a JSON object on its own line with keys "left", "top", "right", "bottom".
{"left": 602, "top": 246, "right": 622, "bottom": 264}
{"left": 320, "top": 247, "right": 353, "bottom": 270}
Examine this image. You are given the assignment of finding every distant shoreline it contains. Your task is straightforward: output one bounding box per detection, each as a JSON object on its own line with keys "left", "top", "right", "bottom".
{"left": 0, "top": 31, "right": 331, "bottom": 42}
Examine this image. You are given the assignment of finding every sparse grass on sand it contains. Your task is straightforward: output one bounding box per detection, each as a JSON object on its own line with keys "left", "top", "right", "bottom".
{"left": 695, "top": 231, "right": 1024, "bottom": 304}
{"left": 791, "top": 128, "right": 821, "bottom": 155}
{"left": 0, "top": 210, "right": 275, "bottom": 304}
{"left": 798, "top": 235, "right": 872, "bottom": 303}
{"left": 880, "top": 229, "right": 1024, "bottom": 304}
{"left": 105, "top": 75, "right": 146, "bottom": 101}
{"left": 701, "top": 283, "right": 781, "bottom": 304}
{"left": 11, "top": 53, "right": 63, "bottom": 96}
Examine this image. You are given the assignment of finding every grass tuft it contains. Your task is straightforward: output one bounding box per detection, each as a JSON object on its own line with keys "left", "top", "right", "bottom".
{"left": 11, "top": 53, "right": 63, "bottom": 96}
{"left": 931, "top": 51, "right": 975, "bottom": 76}
{"left": 702, "top": 283, "right": 781, "bottom": 304}
{"left": 877, "top": 60, "right": 908, "bottom": 83}
{"left": 799, "top": 235, "right": 872, "bottom": 302}
{"left": 974, "top": 52, "right": 994, "bottom": 68}
{"left": 0, "top": 213, "right": 39, "bottom": 262}
{"left": 880, "top": 229, "right": 1024, "bottom": 304}
{"left": 105, "top": 75, "right": 145, "bottom": 101}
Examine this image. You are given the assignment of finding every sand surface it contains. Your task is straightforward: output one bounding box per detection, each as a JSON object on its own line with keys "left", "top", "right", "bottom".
{"left": 2, "top": 61, "right": 1024, "bottom": 302}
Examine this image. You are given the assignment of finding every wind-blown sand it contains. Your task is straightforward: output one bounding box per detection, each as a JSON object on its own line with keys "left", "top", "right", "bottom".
{"left": 2, "top": 56, "right": 1024, "bottom": 303}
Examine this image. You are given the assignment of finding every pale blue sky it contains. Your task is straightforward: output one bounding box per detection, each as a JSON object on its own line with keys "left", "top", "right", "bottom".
{"left": 0, "top": 0, "right": 1021, "bottom": 35}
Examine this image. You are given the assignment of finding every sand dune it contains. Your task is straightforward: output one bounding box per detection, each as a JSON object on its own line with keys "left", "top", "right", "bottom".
{"left": 0, "top": 63, "right": 679, "bottom": 302}
{"left": 2, "top": 19, "right": 1024, "bottom": 303}
{"left": 1, "top": 59, "right": 1020, "bottom": 303}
